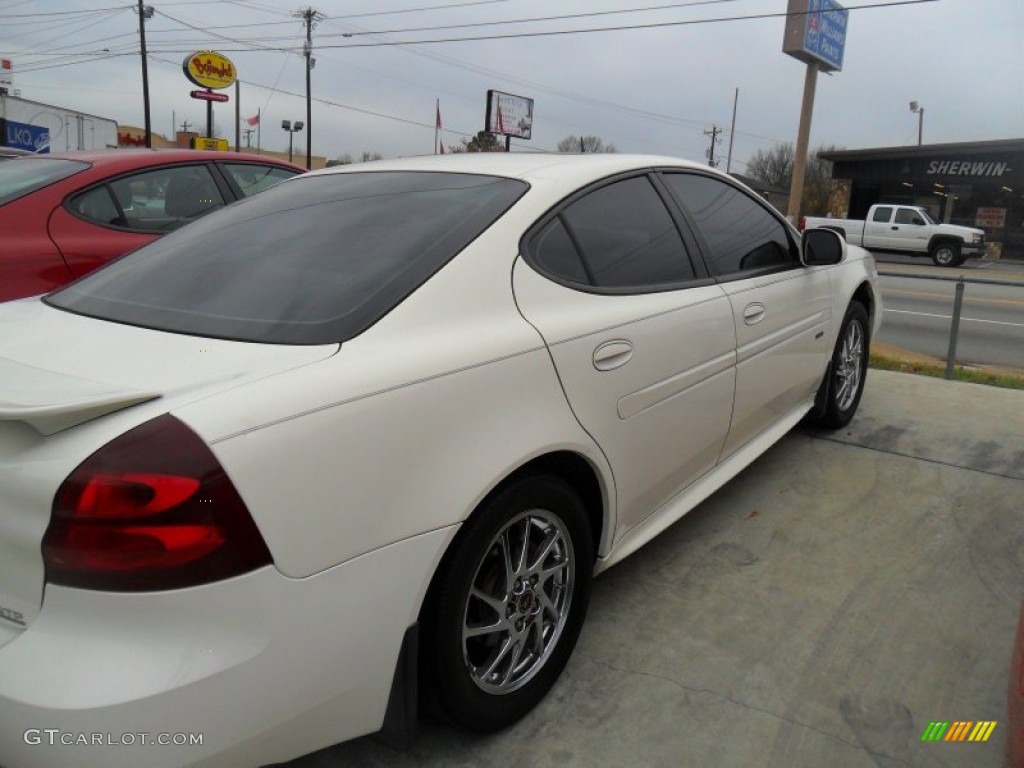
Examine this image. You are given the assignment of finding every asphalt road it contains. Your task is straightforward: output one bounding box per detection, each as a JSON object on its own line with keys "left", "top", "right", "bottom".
{"left": 872, "top": 253, "right": 1024, "bottom": 369}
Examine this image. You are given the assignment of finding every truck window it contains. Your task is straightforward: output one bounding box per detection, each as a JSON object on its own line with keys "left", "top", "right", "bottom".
{"left": 895, "top": 208, "right": 924, "bottom": 225}
{"left": 872, "top": 207, "right": 893, "bottom": 223}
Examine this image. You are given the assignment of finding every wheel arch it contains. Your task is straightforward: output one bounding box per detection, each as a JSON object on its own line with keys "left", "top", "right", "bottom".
{"left": 850, "top": 280, "right": 876, "bottom": 335}
{"left": 928, "top": 234, "right": 963, "bottom": 251}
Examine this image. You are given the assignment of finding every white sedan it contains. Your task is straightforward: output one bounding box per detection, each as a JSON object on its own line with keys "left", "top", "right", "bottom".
{"left": 0, "top": 154, "right": 880, "bottom": 767}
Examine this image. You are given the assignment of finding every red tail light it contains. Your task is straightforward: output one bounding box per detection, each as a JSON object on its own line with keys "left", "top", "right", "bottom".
{"left": 798, "top": 216, "right": 807, "bottom": 231}
{"left": 43, "top": 414, "right": 273, "bottom": 591}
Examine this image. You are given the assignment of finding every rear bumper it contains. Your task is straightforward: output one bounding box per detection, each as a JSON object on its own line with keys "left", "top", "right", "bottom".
{"left": 0, "top": 526, "right": 455, "bottom": 768}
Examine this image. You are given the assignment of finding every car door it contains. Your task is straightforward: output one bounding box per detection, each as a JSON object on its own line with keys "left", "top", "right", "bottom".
{"left": 892, "top": 207, "right": 930, "bottom": 250}
{"left": 864, "top": 205, "right": 895, "bottom": 249}
{"left": 47, "top": 163, "right": 228, "bottom": 278}
{"left": 513, "top": 174, "right": 736, "bottom": 540}
{"left": 661, "top": 172, "right": 832, "bottom": 459}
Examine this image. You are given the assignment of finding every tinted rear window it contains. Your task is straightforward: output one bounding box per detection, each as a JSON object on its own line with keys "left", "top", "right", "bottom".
{"left": 0, "top": 158, "right": 89, "bottom": 206}
{"left": 47, "top": 172, "right": 528, "bottom": 344}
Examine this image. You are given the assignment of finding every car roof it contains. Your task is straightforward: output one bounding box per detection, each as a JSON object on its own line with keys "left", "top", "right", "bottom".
{"left": 311, "top": 153, "right": 716, "bottom": 186}
{"left": 18, "top": 148, "right": 304, "bottom": 172}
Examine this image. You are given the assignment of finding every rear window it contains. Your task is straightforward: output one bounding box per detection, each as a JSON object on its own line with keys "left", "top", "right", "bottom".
{"left": 47, "top": 171, "right": 528, "bottom": 344}
{"left": 0, "top": 158, "right": 89, "bottom": 206}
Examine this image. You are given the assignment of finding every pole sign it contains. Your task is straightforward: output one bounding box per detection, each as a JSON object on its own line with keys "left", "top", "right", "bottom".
{"left": 485, "top": 90, "right": 534, "bottom": 140}
{"left": 182, "top": 51, "right": 236, "bottom": 90}
{"left": 782, "top": 0, "right": 848, "bottom": 73}
{"left": 190, "top": 90, "right": 229, "bottom": 103}
{"left": 0, "top": 58, "right": 13, "bottom": 89}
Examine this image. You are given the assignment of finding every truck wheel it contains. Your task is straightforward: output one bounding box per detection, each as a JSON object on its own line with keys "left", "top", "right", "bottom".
{"left": 930, "top": 241, "right": 960, "bottom": 267}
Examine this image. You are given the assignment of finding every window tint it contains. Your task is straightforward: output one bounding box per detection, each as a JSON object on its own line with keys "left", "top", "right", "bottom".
{"left": 872, "top": 206, "right": 893, "bottom": 222}
{"left": 89, "top": 165, "right": 226, "bottom": 232}
{"left": 69, "top": 186, "right": 122, "bottom": 226}
{"left": 0, "top": 158, "right": 88, "bottom": 206}
{"left": 223, "top": 163, "right": 298, "bottom": 197}
{"left": 47, "top": 172, "right": 528, "bottom": 345}
{"left": 894, "top": 208, "right": 924, "bottom": 225}
{"left": 532, "top": 218, "right": 590, "bottom": 284}
{"left": 560, "top": 176, "right": 694, "bottom": 288}
{"left": 663, "top": 173, "right": 796, "bottom": 276}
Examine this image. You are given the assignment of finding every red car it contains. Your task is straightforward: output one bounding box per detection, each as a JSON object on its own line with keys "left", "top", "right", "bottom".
{"left": 0, "top": 149, "right": 304, "bottom": 302}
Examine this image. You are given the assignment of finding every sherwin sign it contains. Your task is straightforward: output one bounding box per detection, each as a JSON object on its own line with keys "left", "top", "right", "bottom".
{"left": 926, "top": 160, "right": 1012, "bottom": 177}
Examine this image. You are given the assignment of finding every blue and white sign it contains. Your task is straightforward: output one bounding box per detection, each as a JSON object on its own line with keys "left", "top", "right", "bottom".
{"left": 2, "top": 119, "right": 50, "bottom": 153}
{"left": 782, "top": 0, "right": 848, "bottom": 73}
{"left": 804, "top": 0, "right": 848, "bottom": 71}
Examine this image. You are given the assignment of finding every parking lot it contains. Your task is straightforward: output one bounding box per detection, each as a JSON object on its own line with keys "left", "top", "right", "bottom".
{"left": 282, "top": 369, "right": 1023, "bottom": 768}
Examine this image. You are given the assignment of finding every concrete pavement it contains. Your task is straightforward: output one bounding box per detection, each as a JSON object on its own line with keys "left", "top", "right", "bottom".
{"left": 281, "top": 370, "right": 1024, "bottom": 768}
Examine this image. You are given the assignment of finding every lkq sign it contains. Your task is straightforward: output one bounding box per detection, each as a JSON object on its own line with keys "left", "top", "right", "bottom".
{"left": 782, "top": 0, "right": 849, "bottom": 73}
{"left": 1, "top": 119, "right": 49, "bottom": 153}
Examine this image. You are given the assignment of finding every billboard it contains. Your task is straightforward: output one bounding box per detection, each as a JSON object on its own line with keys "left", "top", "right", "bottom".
{"left": 1, "top": 119, "right": 49, "bottom": 153}
{"left": 782, "top": 0, "right": 848, "bottom": 73}
{"left": 485, "top": 90, "right": 533, "bottom": 140}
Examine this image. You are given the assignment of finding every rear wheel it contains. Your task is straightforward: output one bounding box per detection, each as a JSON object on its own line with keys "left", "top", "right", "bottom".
{"left": 809, "top": 302, "right": 869, "bottom": 430}
{"left": 930, "top": 241, "right": 961, "bottom": 267}
{"left": 420, "top": 475, "right": 593, "bottom": 732}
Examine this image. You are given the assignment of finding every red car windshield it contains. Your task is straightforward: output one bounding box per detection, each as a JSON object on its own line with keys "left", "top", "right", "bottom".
{"left": 0, "top": 158, "right": 89, "bottom": 206}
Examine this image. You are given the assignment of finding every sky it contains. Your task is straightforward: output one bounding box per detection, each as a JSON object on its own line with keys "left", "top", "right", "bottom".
{"left": 2, "top": 0, "right": 1023, "bottom": 174}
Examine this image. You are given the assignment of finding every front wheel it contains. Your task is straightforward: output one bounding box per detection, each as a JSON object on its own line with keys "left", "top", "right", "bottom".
{"left": 931, "top": 241, "right": 961, "bottom": 267}
{"left": 420, "top": 475, "right": 593, "bottom": 732}
{"left": 809, "top": 302, "right": 870, "bottom": 429}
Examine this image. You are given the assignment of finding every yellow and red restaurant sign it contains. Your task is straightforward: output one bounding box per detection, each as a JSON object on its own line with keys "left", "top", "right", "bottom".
{"left": 182, "top": 51, "right": 236, "bottom": 90}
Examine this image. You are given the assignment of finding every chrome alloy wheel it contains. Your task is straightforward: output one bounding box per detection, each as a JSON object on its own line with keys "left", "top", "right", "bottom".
{"left": 834, "top": 319, "right": 865, "bottom": 412}
{"left": 461, "top": 509, "right": 575, "bottom": 695}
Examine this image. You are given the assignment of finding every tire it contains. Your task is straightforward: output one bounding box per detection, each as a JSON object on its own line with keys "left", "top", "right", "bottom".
{"left": 809, "top": 302, "right": 870, "bottom": 430}
{"left": 420, "top": 474, "right": 593, "bottom": 732}
{"left": 930, "top": 240, "right": 961, "bottom": 267}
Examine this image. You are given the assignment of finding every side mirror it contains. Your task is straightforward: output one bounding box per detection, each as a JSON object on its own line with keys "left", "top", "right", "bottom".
{"left": 802, "top": 228, "right": 845, "bottom": 266}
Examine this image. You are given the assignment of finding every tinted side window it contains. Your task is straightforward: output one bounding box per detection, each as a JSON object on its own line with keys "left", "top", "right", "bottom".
{"left": 100, "top": 165, "right": 226, "bottom": 232}
{"left": 663, "top": 173, "right": 796, "bottom": 276}
{"left": 532, "top": 218, "right": 590, "bottom": 284}
{"left": 69, "top": 186, "right": 122, "bottom": 226}
{"left": 894, "top": 208, "right": 923, "bottom": 225}
{"left": 223, "top": 164, "right": 298, "bottom": 197}
{"left": 872, "top": 206, "right": 893, "bottom": 222}
{"left": 561, "top": 176, "right": 694, "bottom": 288}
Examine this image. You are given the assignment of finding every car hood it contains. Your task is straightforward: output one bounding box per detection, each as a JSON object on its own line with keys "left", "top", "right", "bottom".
{"left": 0, "top": 298, "right": 337, "bottom": 640}
{"left": 938, "top": 223, "right": 985, "bottom": 237}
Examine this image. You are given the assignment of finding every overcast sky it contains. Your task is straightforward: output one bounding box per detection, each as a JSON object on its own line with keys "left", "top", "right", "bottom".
{"left": 3, "top": 0, "right": 1022, "bottom": 172}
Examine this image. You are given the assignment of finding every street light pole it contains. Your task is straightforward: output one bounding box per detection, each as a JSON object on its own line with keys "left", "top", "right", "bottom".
{"left": 282, "top": 119, "right": 304, "bottom": 163}
{"left": 910, "top": 100, "right": 924, "bottom": 146}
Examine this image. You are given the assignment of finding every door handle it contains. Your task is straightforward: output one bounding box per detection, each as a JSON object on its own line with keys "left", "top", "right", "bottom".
{"left": 593, "top": 340, "right": 633, "bottom": 371}
{"left": 891, "top": 226, "right": 899, "bottom": 230}
{"left": 743, "top": 303, "right": 766, "bottom": 325}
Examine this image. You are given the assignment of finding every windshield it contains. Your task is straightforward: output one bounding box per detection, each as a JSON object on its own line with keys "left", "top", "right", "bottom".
{"left": 917, "top": 208, "right": 938, "bottom": 225}
{"left": 47, "top": 171, "right": 528, "bottom": 345}
{"left": 0, "top": 157, "right": 89, "bottom": 206}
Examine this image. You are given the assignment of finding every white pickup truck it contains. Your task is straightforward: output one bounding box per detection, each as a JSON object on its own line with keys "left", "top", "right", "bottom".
{"left": 802, "top": 204, "right": 985, "bottom": 267}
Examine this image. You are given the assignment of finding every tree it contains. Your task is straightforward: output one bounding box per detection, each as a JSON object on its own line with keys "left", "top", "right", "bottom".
{"left": 325, "top": 151, "right": 384, "bottom": 167}
{"left": 455, "top": 131, "right": 505, "bottom": 152}
{"left": 745, "top": 143, "right": 840, "bottom": 216}
{"left": 557, "top": 135, "right": 616, "bottom": 153}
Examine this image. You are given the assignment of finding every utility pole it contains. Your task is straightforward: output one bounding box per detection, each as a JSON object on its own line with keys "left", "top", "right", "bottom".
{"left": 726, "top": 88, "right": 739, "bottom": 173}
{"left": 136, "top": 1, "right": 154, "bottom": 148}
{"left": 704, "top": 125, "right": 722, "bottom": 168}
{"left": 295, "top": 7, "right": 324, "bottom": 170}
